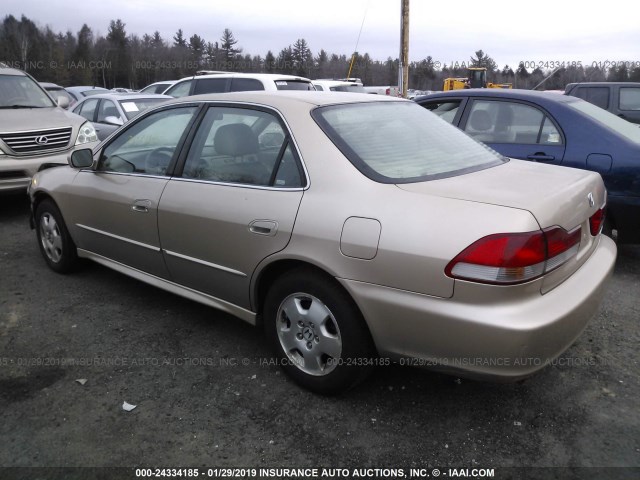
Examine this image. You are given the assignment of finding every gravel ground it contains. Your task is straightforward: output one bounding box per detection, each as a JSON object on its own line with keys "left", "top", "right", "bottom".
{"left": 0, "top": 193, "right": 638, "bottom": 480}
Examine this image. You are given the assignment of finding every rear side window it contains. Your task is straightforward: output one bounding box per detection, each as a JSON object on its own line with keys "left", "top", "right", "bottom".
{"left": 230, "top": 78, "right": 265, "bottom": 92}
{"left": 619, "top": 87, "right": 640, "bottom": 111}
{"left": 275, "top": 80, "right": 315, "bottom": 91}
{"left": 574, "top": 87, "right": 609, "bottom": 109}
{"left": 312, "top": 101, "right": 505, "bottom": 183}
{"left": 194, "top": 78, "right": 228, "bottom": 95}
{"left": 421, "top": 100, "right": 461, "bottom": 123}
{"left": 182, "top": 106, "right": 303, "bottom": 187}
{"left": 166, "top": 80, "right": 193, "bottom": 98}
{"left": 464, "top": 100, "right": 562, "bottom": 145}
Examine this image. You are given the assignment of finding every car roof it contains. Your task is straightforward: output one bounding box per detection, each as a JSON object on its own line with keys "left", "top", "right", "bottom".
{"left": 163, "top": 90, "right": 405, "bottom": 109}
{"left": 175, "top": 72, "right": 313, "bottom": 82}
{"left": 0, "top": 66, "right": 26, "bottom": 76}
{"left": 74, "top": 93, "right": 172, "bottom": 102}
{"left": 418, "top": 88, "right": 580, "bottom": 104}
{"left": 66, "top": 86, "right": 109, "bottom": 92}
{"left": 39, "top": 82, "right": 64, "bottom": 89}
{"left": 566, "top": 82, "right": 640, "bottom": 87}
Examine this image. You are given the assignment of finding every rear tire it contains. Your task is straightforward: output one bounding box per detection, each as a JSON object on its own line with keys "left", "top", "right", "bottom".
{"left": 263, "top": 268, "right": 376, "bottom": 394}
{"left": 35, "top": 199, "right": 78, "bottom": 273}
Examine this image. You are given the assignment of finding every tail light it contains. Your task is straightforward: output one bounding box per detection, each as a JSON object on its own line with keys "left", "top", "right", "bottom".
{"left": 445, "top": 226, "right": 581, "bottom": 285}
{"left": 589, "top": 207, "right": 605, "bottom": 236}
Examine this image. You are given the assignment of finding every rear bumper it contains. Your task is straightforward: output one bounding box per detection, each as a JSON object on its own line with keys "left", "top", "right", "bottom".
{"left": 0, "top": 152, "right": 69, "bottom": 193}
{"left": 339, "top": 235, "right": 617, "bottom": 380}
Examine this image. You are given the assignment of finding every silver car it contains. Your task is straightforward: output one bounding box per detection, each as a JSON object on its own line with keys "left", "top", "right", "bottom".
{"left": 29, "top": 92, "right": 616, "bottom": 394}
{"left": 71, "top": 93, "right": 172, "bottom": 140}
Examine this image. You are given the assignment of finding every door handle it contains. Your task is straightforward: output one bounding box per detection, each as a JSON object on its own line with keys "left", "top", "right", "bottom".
{"left": 527, "top": 153, "right": 555, "bottom": 162}
{"left": 131, "top": 199, "right": 152, "bottom": 213}
{"left": 249, "top": 220, "right": 278, "bottom": 236}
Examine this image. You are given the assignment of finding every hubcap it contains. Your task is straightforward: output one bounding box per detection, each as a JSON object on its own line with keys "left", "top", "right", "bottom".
{"left": 276, "top": 293, "right": 342, "bottom": 376}
{"left": 39, "top": 213, "right": 63, "bottom": 263}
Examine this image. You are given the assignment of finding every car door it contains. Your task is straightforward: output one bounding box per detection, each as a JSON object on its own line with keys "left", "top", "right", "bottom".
{"left": 68, "top": 105, "right": 200, "bottom": 277}
{"left": 158, "top": 104, "right": 306, "bottom": 310}
{"left": 460, "top": 98, "right": 566, "bottom": 165}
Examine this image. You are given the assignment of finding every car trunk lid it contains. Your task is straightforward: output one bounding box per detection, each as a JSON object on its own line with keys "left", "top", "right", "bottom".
{"left": 397, "top": 159, "right": 607, "bottom": 293}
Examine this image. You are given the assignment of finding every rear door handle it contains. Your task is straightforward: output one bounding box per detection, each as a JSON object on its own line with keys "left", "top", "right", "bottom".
{"left": 527, "top": 153, "right": 555, "bottom": 162}
{"left": 249, "top": 220, "right": 278, "bottom": 236}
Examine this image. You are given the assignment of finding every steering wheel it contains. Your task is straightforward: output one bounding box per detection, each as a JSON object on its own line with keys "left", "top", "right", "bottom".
{"left": 145, "top": 147, "right": 174, "bottom": 175}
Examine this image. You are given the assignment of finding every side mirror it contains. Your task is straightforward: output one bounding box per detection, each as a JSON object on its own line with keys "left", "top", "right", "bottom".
{"left": 69, "top": 148, "right": 94, "bottom": 168}
{"left": 104, "top": 116, "right": 124, "bottom": 126}
{"left": 57, "top": 96, "right": 69, "bottom": 109}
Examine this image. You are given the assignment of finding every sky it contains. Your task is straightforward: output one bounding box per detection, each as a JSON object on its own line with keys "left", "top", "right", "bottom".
{"left": 4, "top": 0, "right": 640, "bottom": 72}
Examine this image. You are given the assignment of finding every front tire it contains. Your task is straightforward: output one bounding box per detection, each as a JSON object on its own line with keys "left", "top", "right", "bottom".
{"left": 263, "top": 268, "right": 375, "bottom": 394}
{"left": 35, "top": 199, "right": 78, "bottom": 273}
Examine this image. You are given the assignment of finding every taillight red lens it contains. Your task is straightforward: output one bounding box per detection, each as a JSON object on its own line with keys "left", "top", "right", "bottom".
{"left": 589, "top": 208, "right": 605, "bottom": 236}
{"left": 446, "top": 226, "right": 581, "bottom": 285}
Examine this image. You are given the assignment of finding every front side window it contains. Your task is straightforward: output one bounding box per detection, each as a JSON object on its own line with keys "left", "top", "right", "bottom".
{"left": 312, "top": 101, "right": 505, "bottom": 183}
{"left": 421, "top": 100, "right": 462, "bottom": 124}
{"left": 182, "top": 106, "right": 303, "bottom": 187}
{"left": 464, "top": 100, "right": 562, "bottom": 145}
{"left": 98, "top": 106, "right": 198, "bottom": 175}
{"left": 97, "top": 100, "right": 122, "bottom": 123}
{"left": 619, "top": 87, "right": 640, "bottom": 111}
{"left": 74, "top": 98, "right": 99, "bottom": 121}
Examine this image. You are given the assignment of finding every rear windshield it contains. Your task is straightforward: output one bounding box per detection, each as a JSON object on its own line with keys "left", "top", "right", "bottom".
{"left": 275, "top": 80, "right": 315, "bottom": 91}
{"left": 330, "top": 85, "right": 367, "bottom": 93}
{"left": 567, "top": 99, "right": 640, "bottom": 144}
{"left": 312, "top": 101, "right": 505, "bottom": 183}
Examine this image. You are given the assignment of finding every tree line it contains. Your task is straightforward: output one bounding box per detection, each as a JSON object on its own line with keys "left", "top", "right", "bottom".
{"left": 2, "top": 14, "right": 639, "bottom": 90}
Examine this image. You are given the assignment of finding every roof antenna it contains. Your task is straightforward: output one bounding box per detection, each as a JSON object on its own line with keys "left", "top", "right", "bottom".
{"left": 347, "top": 0, "right": 370, "bottom": 80}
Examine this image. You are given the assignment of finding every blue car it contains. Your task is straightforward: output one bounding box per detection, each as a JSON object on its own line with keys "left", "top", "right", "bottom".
{"left": 416, "top": 89, "right": 640, "bottom": 243}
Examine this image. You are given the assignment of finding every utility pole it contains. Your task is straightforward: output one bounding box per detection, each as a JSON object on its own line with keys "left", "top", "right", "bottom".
{"left": 398, "top": 0, "right": 410, "bottom": 97}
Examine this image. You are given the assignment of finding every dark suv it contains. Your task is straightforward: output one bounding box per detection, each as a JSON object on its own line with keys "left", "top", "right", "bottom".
{"left": 565, "top": 82, "right": 640, "bottom": 124}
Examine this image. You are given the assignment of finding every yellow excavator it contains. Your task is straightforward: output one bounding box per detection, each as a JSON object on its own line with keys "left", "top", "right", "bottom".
{"left": 443, "top": 67, "right": 512, "bottom": 91}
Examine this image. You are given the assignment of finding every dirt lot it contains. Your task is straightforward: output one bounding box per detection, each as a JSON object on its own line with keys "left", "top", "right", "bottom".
{"left": 1, "top": 193, "right": 638, "bottom": 480}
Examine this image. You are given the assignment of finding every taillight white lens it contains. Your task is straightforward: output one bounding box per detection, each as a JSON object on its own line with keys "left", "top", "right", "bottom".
{"left": 445, "top": 226, "right": 581, "bottom": 285}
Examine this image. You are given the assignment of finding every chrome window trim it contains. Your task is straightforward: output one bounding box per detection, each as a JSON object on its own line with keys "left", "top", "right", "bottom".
{"left": 76, "top": 224, "right": 161, "bottom": 252}
{"left": 168, "top": 176, "right": 308, "bottom": 192}
{"left": 163, "top": 249, "right": 247, "bottom": 277}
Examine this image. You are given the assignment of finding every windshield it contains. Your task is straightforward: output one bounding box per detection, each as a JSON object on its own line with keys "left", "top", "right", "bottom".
{"left": 0, "top": 74, "right": 55, "bottom": 108}
{"left": 567, "top": 99, "right": 640, "bottom": 143}
{"left": 312, "top": 101, "right": 506, "bottom": 183}
{"left": 119, "top": 98, "right": 169, "bottom": 120}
